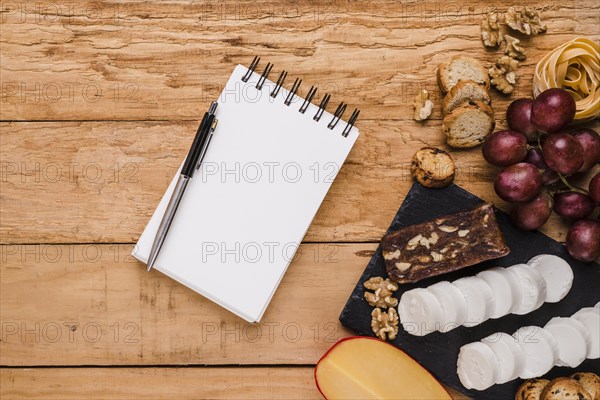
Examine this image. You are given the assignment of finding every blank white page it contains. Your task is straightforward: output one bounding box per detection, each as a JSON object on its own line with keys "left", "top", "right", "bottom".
{"left": 133, "top": 65, "right": 359, "bottom": 322}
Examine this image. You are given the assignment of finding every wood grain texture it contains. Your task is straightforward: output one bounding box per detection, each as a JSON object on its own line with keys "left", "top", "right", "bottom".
{"left": 0, "top": 1, "right": 598, "bottom": 121}
{"left": 0, "top": 368, "right": 469, "bottom": 400}
{"left": 0, "top": 243, "right": 369, "bottom": 366}
{"left": 2, "top": 1, "right": 599, "bottom": 399}
{"left": 0, "top": 367, "right": 319, "bottom": 400}
{"left": 2, "top": 120, "right": 597, "bottom": 244}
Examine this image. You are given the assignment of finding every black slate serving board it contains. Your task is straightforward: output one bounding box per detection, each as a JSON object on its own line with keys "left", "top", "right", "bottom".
{"left": 339, "top": 183, "right": 600, "bottom": 400}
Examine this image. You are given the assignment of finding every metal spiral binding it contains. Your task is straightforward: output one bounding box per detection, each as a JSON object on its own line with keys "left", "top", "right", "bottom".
{"left": 313, "top": 93, "right": 330, "bottom": 122}
{"left": 271, "top": 70, "right": 287, "bottom": 98}
{"left": 241, "top": 57, "right": 359, "bottom": 136}
{"left": 299, "top": 86, "right": 317, "bottom": 114}
{"left": 241, "top": 56, "right": 260, "bottom": 82}
{"left": 255, "top": 62, "right": 272, "bottom": 90}
{"left": 342, "top": 109, "right": 359, "bottom": 137}
{"left": 284, "top": 78, "right": 302, "bottom": 106}
{"left": 328, "top": 102, "right": 347, "bottom": 129}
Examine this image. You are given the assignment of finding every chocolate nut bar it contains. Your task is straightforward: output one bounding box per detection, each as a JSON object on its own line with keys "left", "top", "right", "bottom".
{"left": 381, "top": 203, "right": 510, "bottom": 284}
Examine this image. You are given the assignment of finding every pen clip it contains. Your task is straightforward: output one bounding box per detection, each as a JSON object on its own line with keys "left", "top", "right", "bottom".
{"left": 196, "top": 118, "right": 218, "bottom": 170}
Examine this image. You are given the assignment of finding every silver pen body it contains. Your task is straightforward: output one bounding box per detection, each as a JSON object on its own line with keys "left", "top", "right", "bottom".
{"left": 146, "top": 175, "right": 190, "bottom": 271}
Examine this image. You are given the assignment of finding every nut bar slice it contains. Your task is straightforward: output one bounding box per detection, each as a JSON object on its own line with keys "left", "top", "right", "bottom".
{"left": 381, "top": 203, "right": 509, "bottom": 284}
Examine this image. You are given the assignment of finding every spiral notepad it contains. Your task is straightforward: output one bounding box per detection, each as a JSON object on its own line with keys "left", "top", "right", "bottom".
{"left": 133, "top": 58, "right": 360, "bottom": 322}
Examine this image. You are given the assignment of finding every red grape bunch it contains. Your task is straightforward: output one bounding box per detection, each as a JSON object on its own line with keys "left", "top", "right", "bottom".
{"left": 482, "top": 88, "right": 600, "bottom": 263}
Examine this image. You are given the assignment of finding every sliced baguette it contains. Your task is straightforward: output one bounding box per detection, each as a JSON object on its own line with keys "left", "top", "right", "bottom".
{"left": 437, "top": 56, "right": 490, "bottom": 93}
{"left": 442, "top": 101, "right": 495, "bottom": 148}
{"left": 442, "top": 80, "right": 491, "bottom": 115}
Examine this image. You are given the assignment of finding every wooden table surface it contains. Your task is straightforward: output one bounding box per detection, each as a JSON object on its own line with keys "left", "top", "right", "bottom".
{"left": 1, "top": 1, "right": 598, "bottom": 398}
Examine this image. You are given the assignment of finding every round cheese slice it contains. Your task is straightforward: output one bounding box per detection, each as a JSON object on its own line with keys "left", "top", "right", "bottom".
{"left": 398, "top": 288, "right": 444, "bottom": 336}
{"left": 482, "top": 332, "right": 525, "bottom": 383}
{"left": 513, "top": 326, "right": 559, "bottom": 379}
{"left": 457, "top": 342, "right": 499, "bottom": 391}
{"left": 527, "top": 254, "right": 573, "bottom": 303}
{"left": 572, "top": 307, "right": 600, "bottom": 359}
{"left": 427, "top": 281, "right": 468, "bottom": 332}
{"left": 477, "top": 268, "right": 514, "bottom": 319}
{"left": 508, "top": 264, "right": 547, "bottom": 315}
{"left": 497, "top": 267, "right": 523, "bottom": 315}
{"left": 453, "top": 277, "right": 495, "bottom": 327}
{"left": 545, "top": 317, "right": 590, "bottom": 368}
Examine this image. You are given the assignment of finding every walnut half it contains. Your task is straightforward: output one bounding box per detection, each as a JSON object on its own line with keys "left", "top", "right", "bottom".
{"left": 505, "top": 6, "right": 547, "bottom": 36}
{"left": 481, "top": 11, "right": 501, "bottom": 48}
{"left": 371, "top": 307, "right": 399, "bottom": 341}
{"left": 489, "top": 55, "right": 519, "bottom": 94}
{"left": 504, "top": 35, "right": 526, "bottom": 61}
{"left": 364, "top": 276, "right": 399, "bottom": 308}
{"left": 413, "top": 90, "right": 434, "bottom": 121}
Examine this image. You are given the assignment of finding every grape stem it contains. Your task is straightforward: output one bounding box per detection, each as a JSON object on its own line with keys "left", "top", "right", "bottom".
{"left": 557, "top": 173, "right": 589, "bottom": 195}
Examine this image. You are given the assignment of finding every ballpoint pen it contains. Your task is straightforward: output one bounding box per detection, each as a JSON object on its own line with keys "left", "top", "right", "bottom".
{"left": 146, "top": 101, "right": 219, "bottom": 271}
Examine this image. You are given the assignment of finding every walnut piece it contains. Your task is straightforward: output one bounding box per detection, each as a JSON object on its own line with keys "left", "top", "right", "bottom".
{"left": 413, "top": 90, "right": 434, "bottom": 121}
{"left": 371, "top": 307, "right": 399, "bottom": 341}
{"left": 504, "top": 35, "right": 526, "bottom": 60}
{"left": 364, "top": 276, "right": 399, "bottom": 308}
{"left": 489, "top": 55, "right": 519, "bottom": 94}
{"left": 481, "top": 11, "right": 501, "bottom": 47}
{"left": 505, "top": 6, "right": 547, "bottom": 36}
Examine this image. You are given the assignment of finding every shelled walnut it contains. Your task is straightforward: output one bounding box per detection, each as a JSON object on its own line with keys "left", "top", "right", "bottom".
{"left": 481, "top": 11, "right": 501, "bottom": 47}
{"left": 363, "top": 277, "right": 399, "bottom": 308}
{"left": 489, "top": 55, "right": 519, "bottom": 94}
{"left": 371, "top": 307, "right": 399, "bottom": 341}
{"left": 504, "top": 35, "right": 526, "bottom": 60}
{"left": 413, "top": 90, "right": 434, "bottom": 121}
{"left": 505, "top": 6, "right": 547, "bottom": 35}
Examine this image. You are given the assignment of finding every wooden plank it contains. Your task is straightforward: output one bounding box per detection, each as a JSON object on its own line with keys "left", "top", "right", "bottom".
{"left": 3, "top": 120, "right": 598, "bottom": 244}
{"left": 1, "top": 1, "right": 598, "bottom": 121}
{"left": 0, "top": 367, "right": 320, "bottom": 400}
{"left": 0, "top": 243, "right": 371, "bottom": 366}
{"left": 0, "top": 367, "right": 470, "bottom": 400}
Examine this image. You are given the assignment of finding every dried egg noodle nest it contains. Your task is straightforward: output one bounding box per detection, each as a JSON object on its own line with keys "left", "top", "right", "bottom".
{"left": 533, "top": 37, "right": 600, "bottom": 121}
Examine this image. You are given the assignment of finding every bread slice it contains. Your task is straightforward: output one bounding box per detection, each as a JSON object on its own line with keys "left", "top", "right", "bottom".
{"left": 515, "top": 379, "right": 549, "bottom": 400}
{"left": 442, "top": 101, "right": 495, "bottom": 148}
{"left": 541, "top": 378, "right": 592, "bottom": 400}
{"left": 437, "top": 56, "right": 490, "bottom": 93}
{"left": 442, "top": 80, "right": 491, "bottom": 115}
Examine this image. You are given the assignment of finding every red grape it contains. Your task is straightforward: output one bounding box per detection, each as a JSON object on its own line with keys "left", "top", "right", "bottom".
{"left": 542, "top": 170, "right": 560, "bottom": 186}
{"left": 524, "top": 147, "right": 546, "bottom": 169}
{"left": 494, "top": 163, "right": 543, "bottom": 203}
{"left": 506, "top": 98, "right": 537, "bottom": 141}
{"left": 553, "top": 192, "right": 595, "bottom": 220}
{"left": 511, "top": 190, "right": 553, "bottom": 230}
{"left": 572, "top": 129, "right": 600, "bottom": 172}
{"left": 542, "top": 133, "right": 584, "bottom": 175}
{"left": 566, "top": 219, "right": 600, "bottom": 262}
{"left": 531, "top": 88, "right": 576, "bottom": 134}
{"left": 482, "top": 130, "right": 528, "bottom": 167}
{"left": 525, "top": 147, "right": 559, "bottom": 186}
{"left": 590, "top": 173, "right": 600, "bottom": 204}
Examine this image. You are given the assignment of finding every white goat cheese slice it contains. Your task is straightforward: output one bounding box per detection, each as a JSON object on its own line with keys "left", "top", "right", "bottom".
{"left": 477, "top": 268, "right": 514, "bottom": 319}
{"left": 482, "top": 332, "right": 525, "bottom": 383}
{"left": 427, "top": 281, "right": 468, "bottom": 332}
{"left": 513, "top": 326, "right": 558, "bottom": 379}
{"left": 572, "top": 307, "right": 600, "bottom": 359}
{"left": 527, "top": 254, "right": 573, "bottom": 303}
{"left": 453, "top": 277, "right": 495, "bottom": 327}
{"left": 508, "top": 264, "right": 547, "bottom": 315}
{"left": 545, "top": 317, "right": 590, "bottom": 367}
{"left": 498, "top": 267, "right": 523, "bottom": 315}
{"left": 398, "top": 288, "right": 444, "bottom": 336}
{"left": 457, "top": 342, "right": 499, "bottom": 391}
